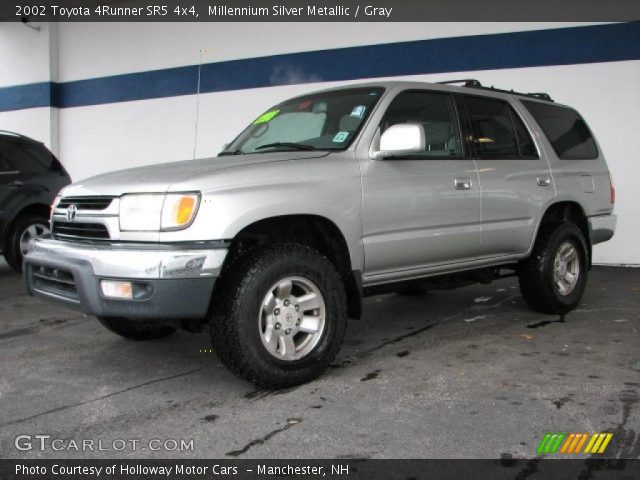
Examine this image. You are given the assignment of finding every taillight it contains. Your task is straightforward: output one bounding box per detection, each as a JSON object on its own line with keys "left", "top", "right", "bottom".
{"left": 609, "top": 172, "right": 615, "bottom": 204}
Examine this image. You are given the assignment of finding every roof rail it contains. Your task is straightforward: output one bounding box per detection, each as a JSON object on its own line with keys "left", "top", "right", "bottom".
{"left": 527, "top": 92, "right": 553, "bottom": 101}
{"left": 437, "top": 79, "right": 554, "bottom": 102}
{"left": 437, "top": 79, "right": 482, "bottom": 87}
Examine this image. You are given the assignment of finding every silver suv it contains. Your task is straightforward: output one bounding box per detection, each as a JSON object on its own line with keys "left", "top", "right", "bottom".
{"left": 24, "top": 80, "right": 616, "bottom": 387}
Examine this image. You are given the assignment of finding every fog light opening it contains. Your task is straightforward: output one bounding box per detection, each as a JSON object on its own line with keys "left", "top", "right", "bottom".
{"left": 100, "top": 280, "right": 133, "bottom": 300}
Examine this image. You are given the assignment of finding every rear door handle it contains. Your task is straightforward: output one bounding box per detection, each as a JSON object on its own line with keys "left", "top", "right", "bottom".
{"left": 9, "top": 180, "right": 23, "bottom": 188}
{"left": 537, "top": 176, "right": 551, "bottom": 186}
{"left": 454, "top": 177, "right": 472, "bottom": 190}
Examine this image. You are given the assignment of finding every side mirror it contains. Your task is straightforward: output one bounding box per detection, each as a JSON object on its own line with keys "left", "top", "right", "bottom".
{"left": 372, "top": 123, "right": 425, "bottom": 159}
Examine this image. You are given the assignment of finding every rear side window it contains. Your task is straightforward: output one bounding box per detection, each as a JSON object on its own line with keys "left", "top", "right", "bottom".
{"left": 511, "top": 110, "right": 537, "bottom": 157}
{"left": 464, "top": 96, "right": 537, "bottom": 159}
{"left": 0, "top": 153, "right": 16, "bottom": 173}
{"left": 0, "top": 141, "right": 57, "bottom": 174}
{"left": 522, "top": 100, "right": 598, "bottom": 159}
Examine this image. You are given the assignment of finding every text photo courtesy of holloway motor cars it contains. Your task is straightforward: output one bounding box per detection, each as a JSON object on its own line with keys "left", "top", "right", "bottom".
{"left": 0, "top": 1, "right": 639, "bottom": 479}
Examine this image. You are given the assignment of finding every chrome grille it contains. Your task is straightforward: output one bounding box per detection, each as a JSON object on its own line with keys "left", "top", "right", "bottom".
{"left": 57, "top": 196, "right": 114, "bottom": 211}
{"left": 52, "top": 221, "right": 110, "bottom": 240}
{"left": 30, "top": 265, "right": 78, "bottom": 301}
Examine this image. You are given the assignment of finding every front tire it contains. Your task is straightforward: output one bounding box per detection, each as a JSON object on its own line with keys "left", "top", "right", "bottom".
{"left": 518, "top": 222, "right": 588, "bottom": 314}
{"left": 5, "top": 214, "right": 50, "bottom": 272}
{"left": 209, "top": 244, "right": 347, "bottom": 388}
{"left": 97, "top": 317, "right": 176, "bottom": 340}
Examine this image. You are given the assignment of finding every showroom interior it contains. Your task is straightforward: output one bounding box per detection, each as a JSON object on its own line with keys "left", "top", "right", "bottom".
{"left": 0, "top": 20, "right": 638, "bottom": 462}
{"left": 1, "top": 22, "right": 638, "bottom": 264}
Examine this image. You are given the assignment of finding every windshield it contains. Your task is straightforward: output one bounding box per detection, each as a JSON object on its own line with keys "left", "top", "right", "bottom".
{"left": 220, "top": 87, "right": 384, "bottom": 155}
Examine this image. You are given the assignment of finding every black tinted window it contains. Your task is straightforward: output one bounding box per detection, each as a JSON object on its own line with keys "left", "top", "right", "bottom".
{"left": 0, "top": 141, "right": 56, "bottom": 174}
{"left": 465, "top": 96, "right": 519, "bottom": 158}
{"left": 522, "top": 100, "right": 597, "bottom": 159}
{"left": 381, "top": 91, "right": 462, "bottom": 157}
{"left": 511, "top": 109, "right": 537, "bottom": 157}
{"left": 0, "top": 151, "right": 16, "bottom": 172}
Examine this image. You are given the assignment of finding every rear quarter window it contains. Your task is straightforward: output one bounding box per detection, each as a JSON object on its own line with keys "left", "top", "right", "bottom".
{"left": 0, "top": 154, "right": 16, "bottom": 173}
{"left": 0, "top": 141, "right": 58, "bottom": 174}
{"left": 521, "top": 100, "right": 598, "bottom": 159}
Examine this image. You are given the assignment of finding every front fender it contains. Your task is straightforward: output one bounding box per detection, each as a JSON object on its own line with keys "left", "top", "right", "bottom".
{"left": 159, "top": 153, "right": 365, "bottom": 271}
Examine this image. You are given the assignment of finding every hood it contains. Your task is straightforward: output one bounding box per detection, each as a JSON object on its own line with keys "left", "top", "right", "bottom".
{"left": 62, "top": 151, "right": 328, "bottom": 197}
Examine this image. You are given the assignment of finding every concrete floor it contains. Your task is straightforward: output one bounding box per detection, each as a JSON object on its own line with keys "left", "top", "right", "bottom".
{"left": 0, "top": 259, "right": 638, "bottom": 460}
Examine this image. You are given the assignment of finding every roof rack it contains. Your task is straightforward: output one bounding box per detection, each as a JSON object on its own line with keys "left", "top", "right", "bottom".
{"left": 437, "top": 79, "right": 553, "bottom": 102}
{"left": 437, "top": 79, "right": 482, "bottom": 87}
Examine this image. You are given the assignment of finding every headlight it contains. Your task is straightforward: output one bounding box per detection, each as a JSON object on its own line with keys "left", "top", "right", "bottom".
{"left": 161, "top": 193, "right": 199, "bottom": 230}
{"left": 119, "top": 193, "right": 200, "bottom": 231}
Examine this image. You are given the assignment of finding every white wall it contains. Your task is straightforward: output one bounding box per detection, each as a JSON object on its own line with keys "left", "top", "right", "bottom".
{"left": 0, "top": 22, "right": 53, "bottom": 87}
{"left": 0, "top": 22, "right": 59, "bottom": 151}
{"left": 57, "top": 22, "right": 599, "bottom": 81}
{"left": 0, "top": 22, "right": 638, "bottom": 264}
{"left": 0, "top": 107, "right": 53, "bottom": 146}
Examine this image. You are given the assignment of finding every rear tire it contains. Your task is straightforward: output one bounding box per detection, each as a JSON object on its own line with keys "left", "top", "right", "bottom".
{"left": 209, "top": 243, "right": 347, "bottom": 388}
{"left": 5, "top": 214, "right": 50, "bottom": 272}
{"left": 97, "top": 317, "right": 176, "bottom": 340}
{"left": 518, "top": 222, "right": 588, "bottom": 314}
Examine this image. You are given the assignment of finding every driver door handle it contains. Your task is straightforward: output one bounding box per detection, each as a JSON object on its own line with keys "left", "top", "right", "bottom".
{"left": 537, "top": 176, "right": 552, "bottom": 186}
{"left": 9, "top": 180, "right": 23, "bottom": 188}
{"left": 454, "top": 177, "right": 472, "bottom": 190}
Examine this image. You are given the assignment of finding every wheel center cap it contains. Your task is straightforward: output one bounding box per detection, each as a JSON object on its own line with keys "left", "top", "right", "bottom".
{"left": 279, "top": 307, "right": 297, "bottom": 326}
{"left": 558, "top": 262, "right": 567, "bottom": 276}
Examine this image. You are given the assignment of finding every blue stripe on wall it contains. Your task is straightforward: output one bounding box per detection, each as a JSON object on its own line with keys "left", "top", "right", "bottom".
{"left": 0, "top": 83, "right": 56, "bottom": 111}
{"left": 1, "top": 22, "right": 639, "bottom": 112}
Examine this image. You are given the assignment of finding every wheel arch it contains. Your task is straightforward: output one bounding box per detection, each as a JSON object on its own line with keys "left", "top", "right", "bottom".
{"left": 535, "top": 201, "right": 591, "bottom": 266}
{"left": 222, "top": 214, "right": 362, "bottom": 319}
{"left": 2, "top": 202, "right": 50, "bottom": 249}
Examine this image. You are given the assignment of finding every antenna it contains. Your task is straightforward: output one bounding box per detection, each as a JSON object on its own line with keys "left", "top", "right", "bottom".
{"left": 192, "top": 48, "right": 204, "bottom": 160}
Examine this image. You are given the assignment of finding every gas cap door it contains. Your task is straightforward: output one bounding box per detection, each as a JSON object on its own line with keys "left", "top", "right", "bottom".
{"left": 581, "top": 174, "right": 596, "bottom": 193}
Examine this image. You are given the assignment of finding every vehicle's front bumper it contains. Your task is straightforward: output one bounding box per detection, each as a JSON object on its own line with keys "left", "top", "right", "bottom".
{"left": 588, "top": 214, "right": 617, "bottom": 245}
{"left": 23, "top": 236, "right": 228, "bottom": 320}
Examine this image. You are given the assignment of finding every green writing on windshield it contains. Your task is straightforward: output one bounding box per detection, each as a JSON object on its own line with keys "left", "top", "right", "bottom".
{"left": 253, "top": 109, "right": 280, "bottom": 125}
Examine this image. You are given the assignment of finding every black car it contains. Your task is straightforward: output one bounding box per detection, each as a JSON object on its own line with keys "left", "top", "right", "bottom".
{"left": 0, "top": 131, "right": 70, "bottom": 271}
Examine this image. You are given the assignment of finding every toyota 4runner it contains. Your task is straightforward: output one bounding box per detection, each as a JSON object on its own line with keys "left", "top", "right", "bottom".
{"left": 23, "top": 80, "right": 616, "bottom": 387}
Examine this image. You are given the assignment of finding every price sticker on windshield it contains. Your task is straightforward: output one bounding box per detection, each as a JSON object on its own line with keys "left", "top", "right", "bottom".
{"left": 333, "top": 131, "right": 349, "bottom": 143}
{"left": 253, "top": 109, "right": 280, "bottom": 125}
{"left": 351, "top": 105, "right": 366, "bottom": 118}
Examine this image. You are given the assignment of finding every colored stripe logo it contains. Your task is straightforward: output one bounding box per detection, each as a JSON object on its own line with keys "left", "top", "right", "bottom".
{"left": 537, "top": 433, "right": 613, "bottom": 454}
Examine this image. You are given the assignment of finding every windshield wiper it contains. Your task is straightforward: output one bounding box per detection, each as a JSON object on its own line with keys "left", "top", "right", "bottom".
{"left": 254, "top": 142, "right": 319, "bottom": 151}
{"left": 218, "top": 149, "right": 245, "bottom": 156}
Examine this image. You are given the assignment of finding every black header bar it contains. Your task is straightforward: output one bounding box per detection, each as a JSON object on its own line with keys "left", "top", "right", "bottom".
{"left": 2, "top": 0, "right": 640, "bottom": 22}
{"left": 1, "top": 459, "right": 639, "bottom": 480}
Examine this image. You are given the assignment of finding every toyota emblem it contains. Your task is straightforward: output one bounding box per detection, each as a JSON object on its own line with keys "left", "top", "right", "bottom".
{"left": 66, "top": 204, "right": 78, "bottom": 221}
